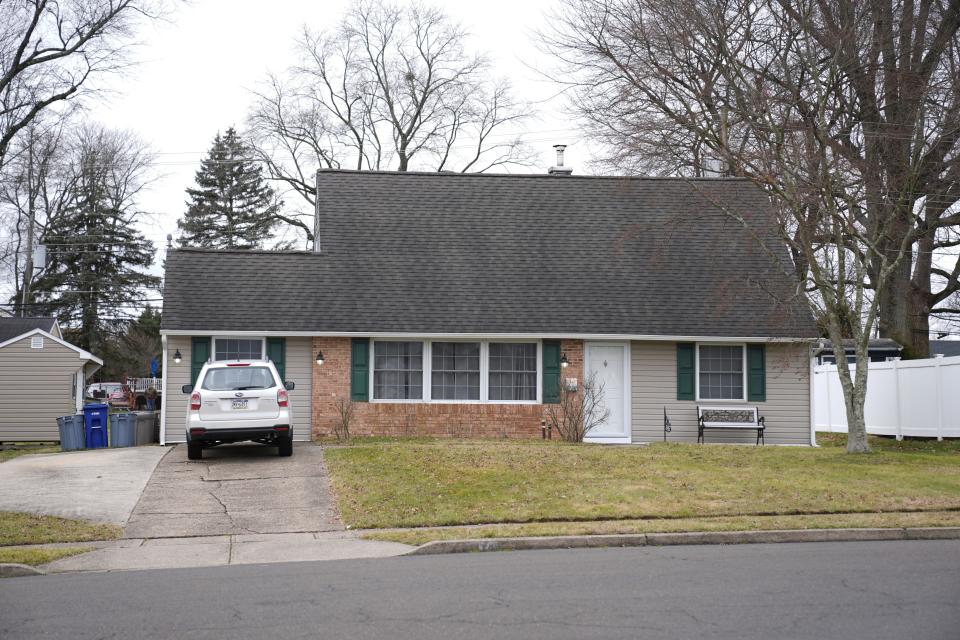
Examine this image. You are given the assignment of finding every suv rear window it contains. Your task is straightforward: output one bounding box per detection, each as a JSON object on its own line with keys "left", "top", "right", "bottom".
{"left": 201, "top": 367, "right": 276, "bottom": 391}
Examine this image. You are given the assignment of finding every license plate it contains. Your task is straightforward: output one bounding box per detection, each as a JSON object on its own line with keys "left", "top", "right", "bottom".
{"left": 231, "top": 399, "right": 249, "bottom": 410}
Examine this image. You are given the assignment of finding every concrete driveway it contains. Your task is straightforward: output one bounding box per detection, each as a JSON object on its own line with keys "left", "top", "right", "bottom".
{"left": 123, "top": 443, "right": 343, "bottom": 539}
{"left": 0, "top": 447, "right": 168, "bottom": 525}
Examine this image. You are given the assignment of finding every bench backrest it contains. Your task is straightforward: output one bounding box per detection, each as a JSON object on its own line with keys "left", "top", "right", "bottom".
{"left": 697, "top": 406, "right": 760, "bottom": 427}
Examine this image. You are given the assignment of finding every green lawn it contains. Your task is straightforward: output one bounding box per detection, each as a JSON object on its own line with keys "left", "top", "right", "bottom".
{"left": 0, "top": 546, "right": 92, "bottom": 567}
{"left": 0, "top": 512, "right": 121, "bottom": 547}
{"left": 324, "top": 435, "right": 960, "bottom": 529}
{"left": 0, "top": 444, "right": 62, "bottom": 463}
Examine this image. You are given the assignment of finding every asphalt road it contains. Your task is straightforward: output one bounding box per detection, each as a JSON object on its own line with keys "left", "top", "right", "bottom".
{"left": 2, "top": 540, "right": 958, "bottom": 639}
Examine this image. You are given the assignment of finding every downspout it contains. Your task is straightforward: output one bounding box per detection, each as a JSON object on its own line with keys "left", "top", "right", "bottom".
{"left": 159, "top": 334, "right": 168, "bottom": 446}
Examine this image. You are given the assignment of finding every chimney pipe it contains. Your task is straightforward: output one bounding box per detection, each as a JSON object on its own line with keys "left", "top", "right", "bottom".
{"left": 548, "top": 144, "right": 573, "bottom": 175}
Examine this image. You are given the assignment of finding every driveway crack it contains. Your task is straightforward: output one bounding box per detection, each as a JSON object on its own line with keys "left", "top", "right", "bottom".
{"left": 208, "top": 483, "right": 259, "bottom": 535}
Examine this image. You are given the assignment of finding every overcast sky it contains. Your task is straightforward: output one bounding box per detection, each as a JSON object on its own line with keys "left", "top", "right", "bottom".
{"left": 86, "top": 0, "right": 590, "bottom": 273}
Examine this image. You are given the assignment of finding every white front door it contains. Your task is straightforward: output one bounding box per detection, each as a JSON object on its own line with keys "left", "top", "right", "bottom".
{"left": 584, "top": 343, "right": 630, "bottom": 443}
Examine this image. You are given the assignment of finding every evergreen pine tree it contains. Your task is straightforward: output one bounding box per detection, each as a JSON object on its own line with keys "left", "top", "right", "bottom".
{"left": 30, "top": 127, "right": 160, "bottom": 354}
{"left": 178, "top": 128, "right": 281, "bottom": 249}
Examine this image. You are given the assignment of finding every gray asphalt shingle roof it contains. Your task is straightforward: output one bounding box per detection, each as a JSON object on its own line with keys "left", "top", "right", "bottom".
{"left": 161, "top": 170, "right": 816, "bottom": 337}
{"left": 0, "top": 317, "right": 57, "bottom": 343}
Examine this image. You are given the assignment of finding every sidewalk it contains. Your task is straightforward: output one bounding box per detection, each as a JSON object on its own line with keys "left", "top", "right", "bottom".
{"left": 29, "top": 530, "right": 412, "bottom": 573}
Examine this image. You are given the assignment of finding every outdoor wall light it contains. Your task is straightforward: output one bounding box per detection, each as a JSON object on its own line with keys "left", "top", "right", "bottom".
{"left": 560, "top": 353, "right": 569, "bottom": 368}
{"left": 315, "top": 350, "right": 325, "bottom": 366}
{"left": 173, "top": 349, "right": 182, "bottom": 364}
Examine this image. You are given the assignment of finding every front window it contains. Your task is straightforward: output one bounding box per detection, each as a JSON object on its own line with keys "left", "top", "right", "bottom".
{"left": 201, "top": 366, "right": 276, "bottom": 391}
{"left": 373, "top": 341, "right": 423, "bottom": 400}
{"left": 488, "top": 343, "right": 537, "bottom": 401}
{"left": 431, "top": 342, "right": 480, "bottom": 400}
{"left": 215, "top": 338, "right": 263, "bottom": 361}
{"left": 698, "top": 345, "right": 744, "bottom": 400}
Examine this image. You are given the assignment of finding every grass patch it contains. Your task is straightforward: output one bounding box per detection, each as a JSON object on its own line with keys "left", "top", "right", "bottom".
{"left": 0, "top": 546, "right": 92, "bottom": 567}
{"left": 363, "top": 511, "right": 960, "bottom": 546}
{"left": 0, "top": 512, "right": 121, "bottom": 547}
{"left": 324, "top": 435, "right": 960, "bottom": 529}
{"left": 0, "top": 443, "right": 62, "bottom": 463}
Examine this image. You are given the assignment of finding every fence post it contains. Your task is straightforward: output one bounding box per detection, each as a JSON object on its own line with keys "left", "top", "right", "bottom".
{"left": 892, "top": 358, "right": 903, "bottom": 441}
{"left": 823, "top": 367, "right": 833, "bottom": 433}
{"left": 936, "top": 355, "right": 944, "bottom": 442}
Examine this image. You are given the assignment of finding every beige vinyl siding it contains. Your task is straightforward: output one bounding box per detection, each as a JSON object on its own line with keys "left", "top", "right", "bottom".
{"left": 162, "top": 336, "right": 313, "bottom": 443}
{"left": 631, "top": 341, "right": 811, "bottom": 445}
{"left": 0, "top": 335, "right": 84, "bottom": 441}
{"left": 163, "top": 335, "right": 191, "bottom": 443}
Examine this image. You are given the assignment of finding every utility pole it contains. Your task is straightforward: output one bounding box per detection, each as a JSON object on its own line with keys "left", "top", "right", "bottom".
{"left": 20, "top": 128, "right": 36, "bottom": 317}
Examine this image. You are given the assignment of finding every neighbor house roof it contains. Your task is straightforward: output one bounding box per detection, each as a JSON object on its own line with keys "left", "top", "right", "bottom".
{"left": 162, "top": 170, "right": 817, "bottom": 338}
{"left": 931, "top": 340, "right": 960, "bottom": 357}
{"left": 0, "top": 317, "right": 58, "bottom": 343}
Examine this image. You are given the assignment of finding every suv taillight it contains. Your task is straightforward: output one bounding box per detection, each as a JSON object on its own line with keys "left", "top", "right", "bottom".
{"left": 277, "top": 388, "right": 289, "bottom": 408}
{"left": 190, "top": 392, "right": 201, "bottom": 411}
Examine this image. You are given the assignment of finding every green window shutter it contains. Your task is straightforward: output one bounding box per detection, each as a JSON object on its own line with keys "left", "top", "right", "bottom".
{"left": 351, "top": 338, "right": 370, "bottom": 402}
{"left": 190, "top": 337, "right": 211, "bottom": 387}
{"left": 676, "top": 343, "right": 695, "bottom": 401}
{"left": 266, "top": 337, "right": 286, "bottom": 382}
{"left": 542, "top": 340, "right": 561, "bottom": 404}
{"left": 747, "top": 344, "right": 766, "bottom": 402}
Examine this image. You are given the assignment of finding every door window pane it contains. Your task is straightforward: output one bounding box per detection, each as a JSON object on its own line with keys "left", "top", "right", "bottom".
{"left": 431, "top": 342, "right": 480, "bottom": 400}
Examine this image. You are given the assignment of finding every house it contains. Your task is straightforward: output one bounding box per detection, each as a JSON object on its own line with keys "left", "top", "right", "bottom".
{"left": 930, "top": 340, "right": 960, "bottom": 358}
{"left": 159, "top": 170, "right": 818, "bottom": 445}
{"left": 815, "top": 338, "right": 903, "bottom": 364}
{"left": 0, "top": 317, "right": 103, "bottom": 442}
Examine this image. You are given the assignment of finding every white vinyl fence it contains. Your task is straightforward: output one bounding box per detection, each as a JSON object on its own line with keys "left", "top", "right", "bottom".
{"left": 813, "top": 355, "right": 960, "bottom": 439}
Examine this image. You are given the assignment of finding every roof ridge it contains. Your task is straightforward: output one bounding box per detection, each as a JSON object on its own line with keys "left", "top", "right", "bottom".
{"left": 169, "top": 247, "right": 316, "bottom": 256}
{"left": 315, "top": 169, "right": 751, "bottom": 182}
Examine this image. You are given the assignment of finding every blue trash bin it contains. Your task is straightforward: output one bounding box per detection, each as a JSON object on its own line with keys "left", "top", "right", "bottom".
{"left": 83, "top": 403, "right": 109, "bottom": 449}
{"left": 110, "top": 413, "right": 136, "bottom": 448}
{"left": 57, "top": 415, "right": 86, "bottom": 451}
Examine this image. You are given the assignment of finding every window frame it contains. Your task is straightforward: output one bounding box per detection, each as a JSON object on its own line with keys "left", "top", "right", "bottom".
{"left": 371, "top": 340, "right": 425, "bottom": 402}
{"left": 212, "top": 336, "right": 265, "bottom": 362}
{"left": 368, "top": 338, "right": 542, "bottom": 405}
{"left": 695, "top": 342, "right": 747, "bottom": 402}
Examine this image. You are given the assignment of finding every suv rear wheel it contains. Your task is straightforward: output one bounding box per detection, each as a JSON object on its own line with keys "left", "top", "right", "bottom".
{"left": 277, "top": 436, "right": 293, "bottom": 457}
{"left": 187, "top": 440, "right": 203, "bottom": 460}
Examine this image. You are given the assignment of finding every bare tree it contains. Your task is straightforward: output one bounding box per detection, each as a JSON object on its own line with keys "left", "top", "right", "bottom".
{"left": 544, "top": 372, "right": 610, "bottom": 443}
{"left": 247, "top": 0, "right": 533, "bottom": 245}
{"left": 0, "top": 0, "right": 175, "bottom": 168}
{"left": 0, "top": 115, "right": 72, "bottom": 315}
{"left": 28, "top": 124, "right": 159, "bottom": 353}
{"left": 545, "top": 0, "right": 960, "bottom": 453}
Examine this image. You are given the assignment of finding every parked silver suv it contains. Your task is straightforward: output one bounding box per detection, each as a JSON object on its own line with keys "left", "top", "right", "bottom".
{"left": 182, "top": 360, "right": 294, "bottom": 460}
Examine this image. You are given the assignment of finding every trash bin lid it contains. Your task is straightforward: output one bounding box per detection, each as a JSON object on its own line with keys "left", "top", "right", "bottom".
{"left": 84, "top": 403, "right": 109, "bottom": 412}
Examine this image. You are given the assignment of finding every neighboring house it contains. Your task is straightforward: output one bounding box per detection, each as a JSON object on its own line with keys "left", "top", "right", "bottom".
{"left": 815, "top": 338, "right": 903, "bottom": 365}
{"left": 159, "top": 170, "right": 818, "bottom": 445}
{"left": 930, "top": 340, "right": 960, "bottom": 358}
{"left": 0, "top": 317, "right": 103, "bottom": 442}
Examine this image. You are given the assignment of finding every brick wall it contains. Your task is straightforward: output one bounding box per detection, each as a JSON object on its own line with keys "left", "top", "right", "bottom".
{"left": 310, "top": 337, "right": 583, "bottom": 439}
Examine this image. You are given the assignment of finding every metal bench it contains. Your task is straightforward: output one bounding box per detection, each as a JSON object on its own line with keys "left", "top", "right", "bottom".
{"left": 697, "top": 406, "right": 765, "bottom": 445}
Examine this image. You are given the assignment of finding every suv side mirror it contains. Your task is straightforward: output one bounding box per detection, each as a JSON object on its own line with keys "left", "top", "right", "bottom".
{"left": 181, "top": 384, "right": 193, "bottom": 394}
{"left": 284, "top": 381, "right": 295, "bottom": 391}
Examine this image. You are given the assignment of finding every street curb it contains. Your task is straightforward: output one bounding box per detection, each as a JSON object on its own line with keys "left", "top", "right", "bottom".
{"left": 0, "top": 563, "right": 46, "bottom": 578}
{"left": 406, "top": 527, "right": 960, "bottom": 556}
